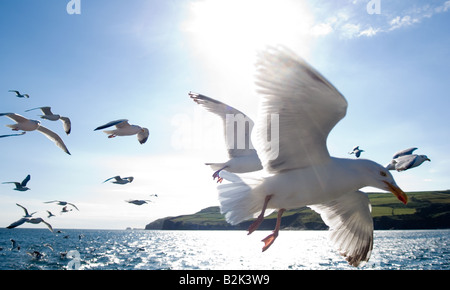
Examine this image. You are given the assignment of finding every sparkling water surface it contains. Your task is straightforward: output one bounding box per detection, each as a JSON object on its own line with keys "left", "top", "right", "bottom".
{"left": 0, "top": 229, "right": 448, "bottom": 270}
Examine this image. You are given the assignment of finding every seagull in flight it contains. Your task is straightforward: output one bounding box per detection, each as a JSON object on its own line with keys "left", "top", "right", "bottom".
{"left": 44, "top": 200, "right": 79, "bottom": 211}
{"left": 25, "top": 106, "right": 71, "bottom": 135}
{"left": 126, "top": 199, "right": 152, "bottom": 205}
{"left": 217, "top": 46, "right": 408, "bottom": 267}
{"left": 189, "top": 92, "right": 262, "bottom": 182}
{"left": 103, "top": 176, "right": 134, "bottom": 185}
{"left": 2, "top": 175, "right": 31, "bottom": 191}
{"left": 8, "top": 90, "right": 29, "bottom": 98}
{"left": 348, "top": 146, "right": 364, "bottom": 158}
{"left": 94, "top": 119, "right": 149, "bottom": 144}
{"left": 7, "top": 204, "right": 53, "bottom": 232}
{"left": 386, "top": 147, "right": 430, "bottom": 171}
{"left": 0, "top": 113, "right": 71, "bottom": 155}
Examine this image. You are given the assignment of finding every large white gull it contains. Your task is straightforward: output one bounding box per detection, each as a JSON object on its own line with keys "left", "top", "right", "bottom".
{"left": 189, "top": 92, "right": 262, "bottom": 182}
{"left": 94, "top": 119, "right": 149, "bottom": 144}
{"left": 0, "top": 113, "right": 71, "bottom": 155}
{"left": 25, "top": 106, "right": 71, "bottom": 135}
{"left": 217, "top": 46, "right": 408, "bottom": 267}
{"left": 386, "top": 147, "right": 430, "bottom": 171}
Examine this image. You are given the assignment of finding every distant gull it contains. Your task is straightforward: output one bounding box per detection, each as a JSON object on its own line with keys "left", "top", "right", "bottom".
{"left": 348, "top": 146, "right": 364, "bottom": 158}
{"left": 386, "top": 147, "right": 430, "bottom": 172}
{"left": 126, "top": 199, "right": 152, "bottom": 205}
{"left": 60, "top": 206, "right": 73, "bottom": 214}
{"left": 47, "top": 210, "right": 56, "bottom": 218}
{"left": 10, "top": 239, "right": 20, "bottom": 250}
{"left": 94, "top": 119, "right": 149, "bottom": 144}
{"left": 217, "top": 46, "right": 407, "bottom": 267}
{"left": 44, "top": 200, "right": 79, "bottom": 211}
{"left": 25, "top": 106, "right": 71, "bottom": 135}
{"left": 2, "top": 175, "right": 31, "bottom": 191}
{"left": 0, "top": 132, "right": 26, "bottom": 138}
{"left": 8, "top": 90, "right": 29, "bottom": 98}
{"left": 0, "top": 113, "right": 71, "bottom": 155}
{"left": 189, "top": 92, "right": 262, "bottom": 182}
{"left": 103, "top": 176, "right": 134, "bottom": 185}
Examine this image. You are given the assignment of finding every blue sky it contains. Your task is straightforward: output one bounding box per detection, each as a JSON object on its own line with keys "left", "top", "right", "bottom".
{"left": 1, "top": 0, "right": 449, "bottom": 229}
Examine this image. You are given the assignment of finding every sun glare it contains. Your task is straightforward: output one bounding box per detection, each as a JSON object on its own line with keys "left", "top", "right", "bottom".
{"left": 185, "top": 0, "right": 314, "bottom": 79}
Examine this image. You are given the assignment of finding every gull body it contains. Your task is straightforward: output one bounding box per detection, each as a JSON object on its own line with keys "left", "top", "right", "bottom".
{"left": 217, "top": 46, "right": 407, "bottom": 267}
{"left": 25, "top": 106, "right": 71, "bottom": 135}
{"left": 0, "top": 113, "right": 70, "bottom": 154}
{"left": 189, "top": 92, "right": 262, "bottom": 182}
{"left": 94, "top": 119, "right": 149, "bottom": 144}
{"left": 7, "top": 217, "right": 53, "bottom": 232}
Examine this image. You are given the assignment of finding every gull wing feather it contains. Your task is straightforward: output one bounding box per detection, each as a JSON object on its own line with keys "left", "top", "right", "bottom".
{"left": 21, "top": 175, "right": 31, "bottom": 186}
{"left": 392, "top": 155, "right": 418, "bottom": 171}
{"left": 189, "top": 92, "right": 258, "bottom": 158}
{"left": 94, "top": 119, "right": 129, "bottom": 131}
{"left": 255, "top": 46, "right": 347, "bottom": 172}
{"left": 16, "top": 203, "right": 30, "bottom": 216}
{"left": 60, "top": 117, "right": 71, "bottom": 135}
{"left": 0, "top": 112, "right": 30, "bottom": 124}
{"left": 137, "top": 128, "right": 149, "bottom": 144}
{"left": 309, "top": 191, "right": 373, "bottom": 267}
{"left": 392, "top": 147, "right": 418, "bottom": 159}
{"left": 7, "top": 217, "right": 29, "bottom": 229}
{"left": 36, "top": 125, "right": 71, "bottom": 155}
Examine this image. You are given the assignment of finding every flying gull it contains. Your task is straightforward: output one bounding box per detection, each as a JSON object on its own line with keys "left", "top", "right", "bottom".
{"left": 7, "top": 217, "right": 53, "bottom": 232}
{"left": 2, "top": 175, "right": 31, "bottom": 191}
{"left": 25, "top": 106, "right": 71, "bottom": 135}
{"left": 103, "top": 176, "right": 134, "bottom": 184}
{"left": 8, "top": 90, "right": 29, "bottom": 98}
{"left": 125, "top": 199, "right": 152, "bottom": 206}
{"left": 348, "top": 146, "right": 364, "bottom": 158}
{"left": 7, "top": 204, "right": 53, "bottom": 232}
{"left": 94, "top": 119, "right": 149, "bottom": 144}
{"left": 217, "top": 46, "right": 408, "bottom": 267}
{"left": 386, "top": 147, "right": 430, "bottom": 171}
{"left": 44, "top": 200, "right": 79, "bottom": 211}
{"left": 189, "top": 92, "right": 262, "bottom": 182}
{"left": 0, "top": 113, "right": 71, "bottom": 155}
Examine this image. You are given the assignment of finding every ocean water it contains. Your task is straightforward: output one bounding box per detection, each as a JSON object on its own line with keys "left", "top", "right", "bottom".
{"left": 0, "top": 228, "right": 448, "bottom": 270}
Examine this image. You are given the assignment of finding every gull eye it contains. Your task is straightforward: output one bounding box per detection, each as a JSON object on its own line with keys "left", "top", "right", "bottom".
{"left": 380, "top": 171, "right": 387, "bottom": 177}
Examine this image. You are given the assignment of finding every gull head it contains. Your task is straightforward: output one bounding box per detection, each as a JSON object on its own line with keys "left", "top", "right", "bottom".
{"left": 362, "top": 160, "right": 408, "bottom": 204}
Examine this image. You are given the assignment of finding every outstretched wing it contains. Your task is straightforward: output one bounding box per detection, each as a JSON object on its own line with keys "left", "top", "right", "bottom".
{"left": 36, "top": 125, "right": 71, "bottom": 155}
{"left": 94, "top": 119, "right": 129, "bottom": 131}
{"left": 309, "top": 191, "right": 373, "bottom": 267}
{"left": 255, "top": 46, "right": 347, "bottom": 172}
{"left": 189, "top": 92, "right": 258, "bottom": 158}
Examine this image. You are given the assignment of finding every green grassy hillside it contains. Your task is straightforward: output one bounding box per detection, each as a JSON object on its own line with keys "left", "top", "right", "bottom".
{"left": 145, "top": 190, "right": 450, "bottom": 231}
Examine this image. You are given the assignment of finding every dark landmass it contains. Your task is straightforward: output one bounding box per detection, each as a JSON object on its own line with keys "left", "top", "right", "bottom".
{"left": 145, "top": 190, "right": 450, "bottom": 231}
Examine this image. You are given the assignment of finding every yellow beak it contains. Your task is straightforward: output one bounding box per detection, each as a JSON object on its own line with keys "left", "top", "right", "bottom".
{"left": 383, "top": 181, "right": 408, "bottom": 205}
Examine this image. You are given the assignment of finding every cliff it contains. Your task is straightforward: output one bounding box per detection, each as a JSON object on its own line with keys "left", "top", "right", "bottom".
{"left": 145, "top": 190, "right": 450, "bottom": 231}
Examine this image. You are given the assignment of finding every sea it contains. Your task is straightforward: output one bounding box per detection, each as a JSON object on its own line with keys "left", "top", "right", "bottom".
{"left": 0, "top": 228, "right": 449, "bottom": 271}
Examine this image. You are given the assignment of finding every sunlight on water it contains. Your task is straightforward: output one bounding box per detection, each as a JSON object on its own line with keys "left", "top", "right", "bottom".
{"left": 0, "top": 229, "right": 448, "bottom": 270}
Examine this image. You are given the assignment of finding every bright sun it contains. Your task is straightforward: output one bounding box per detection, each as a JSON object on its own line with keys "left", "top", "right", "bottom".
{"left": 185, "top": 0, "right": 314, "bottom": 78}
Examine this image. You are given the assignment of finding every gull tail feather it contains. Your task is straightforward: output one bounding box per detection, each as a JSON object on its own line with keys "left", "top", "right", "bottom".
{"left": 217, "top": 172, "right": 272, "bottom": 225}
